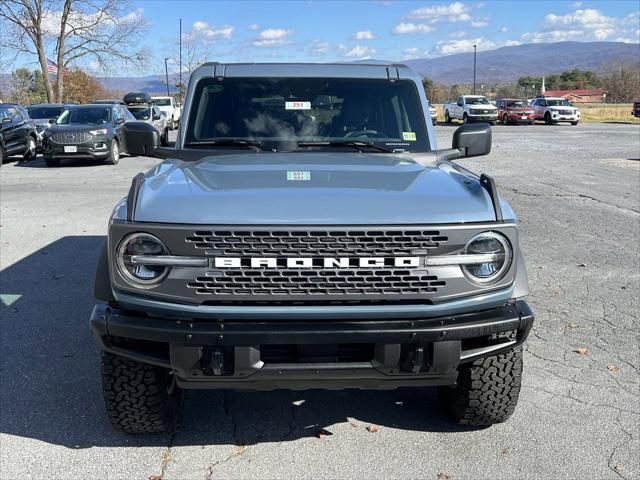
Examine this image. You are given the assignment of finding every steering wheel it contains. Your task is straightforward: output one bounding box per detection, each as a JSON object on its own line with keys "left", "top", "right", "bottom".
{"left": 343, "top": 129, "right": 388, "bottom": 139}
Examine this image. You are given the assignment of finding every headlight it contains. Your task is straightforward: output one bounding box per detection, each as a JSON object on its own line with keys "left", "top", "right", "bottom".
{"left": 461, "top": 232, "right": 512, "bottom": 284}
{"left": 90, "top": 128, "right": 108, "bottom": 139}
{"left": 116, "top": 233, "right": 170, "bottom": 287}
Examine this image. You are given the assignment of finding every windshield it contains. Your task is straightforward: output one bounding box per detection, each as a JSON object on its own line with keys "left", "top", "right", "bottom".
{"left": 466, "top": 97, "right": 490, "bottom": 105}
{"left": 186, "top": 77, "right": 430, "bottom": 151}
{"left": 505, "top": 100, "right": 528, "bottom": 108}
{"left": 57, "top": 107, "right": 111, "bottom": 125}
{"left": 27, "top": 106, "right": 64, "bottom": 119}
{"left": 153, "top": 98, "right": 171, "bottom": 106}
{"left": 546, "top": 99, "right": 571, "bottom": 106}
{"left": 128, "top": 106, "right": 151, "bottom": 120}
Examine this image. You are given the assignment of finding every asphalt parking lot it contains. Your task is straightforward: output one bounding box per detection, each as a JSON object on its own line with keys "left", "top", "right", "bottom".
{"left": 1, "top": 122, "right": 639, "bottom": 480}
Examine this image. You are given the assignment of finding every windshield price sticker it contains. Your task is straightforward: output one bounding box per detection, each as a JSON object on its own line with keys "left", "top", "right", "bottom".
{"left": 285, "top": 101, "right": 311, "bottom": 110}
{"left": 287, "top": 171, "right": 311, "bottom": 181}
{"left": 402, "top": 132, "right": 417, "bottom": 141}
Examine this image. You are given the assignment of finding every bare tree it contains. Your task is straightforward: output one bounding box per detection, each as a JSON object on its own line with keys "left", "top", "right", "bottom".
{"left": 599, "top": 61, "right": 640, "bottom": 103}
{"left": 0, "top": 0, "right": 148, "bottom": 102}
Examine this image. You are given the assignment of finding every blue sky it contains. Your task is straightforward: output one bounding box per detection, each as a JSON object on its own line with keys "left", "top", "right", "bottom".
{"left": 138, "top": 0, "right": 639, "bottom": 74}
{"left": 5, "top": 0, "right": 640, "bottom": 76}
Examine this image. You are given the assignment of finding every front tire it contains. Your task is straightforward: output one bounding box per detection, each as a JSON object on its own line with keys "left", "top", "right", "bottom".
{"left": 101, "top": 352, "right": 184, "bottom": 433}
{"left": 502, "top": 114, "right": 510, "bottom": 125}
{"left": 106, "top": 139, "right": 120, "bottom": 165}
{"left": 571, "top": 121, "right": 579, "bottom": 126}
{"left": 444, "top": 111, "right": 451, "bottom": 124}
{"left": 439, "top": 346, "right": 523, "bottom": 426}
{"left": 463, "top": 113, "right": 469, "bottom": 124}
{"left": 544, "top": 112, "right": 553, "bottom": 125}
{"left": 23, "top": 136, "right": 37, "bottom": 160}
{"left": 160, "top": 128, "right": 169, "bottom": 146}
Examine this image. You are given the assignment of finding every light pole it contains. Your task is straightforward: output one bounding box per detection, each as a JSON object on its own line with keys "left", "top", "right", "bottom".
{"left": 473, "top": 44, "right": 477, "bottom": 95}
{"left": 164, "top": 57, "right": 170, "bottom": 96}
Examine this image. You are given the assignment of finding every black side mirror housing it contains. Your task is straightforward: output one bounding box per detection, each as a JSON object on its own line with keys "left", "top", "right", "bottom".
{"left": 115, "top": 117, "right": 125, "bottom": 125}
{"left": 48, "top": 118, "right": 56, "bottom": 124}
{"left": 2, "top": 117, "right": 11, "bottom": 125}
{"left": 452, "top": 123, "right": 492, "bottom": 157}
{"left": 123, "top": 121, "right": 159, "bottom": 156}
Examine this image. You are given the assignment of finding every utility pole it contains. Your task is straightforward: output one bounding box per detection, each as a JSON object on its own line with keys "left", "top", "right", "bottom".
{"left": 164, "top": 57, "right": 170, "bottom": 96}
{"left": 473, "top": 44, "right": 477, "bottom": 95}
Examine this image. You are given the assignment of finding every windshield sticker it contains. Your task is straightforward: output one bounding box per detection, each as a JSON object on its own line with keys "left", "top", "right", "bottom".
{"left": 402, "top": 132, "right": 417, "bottom": 141}
{"left": 285, "top": 101, "right": 311, "bottom": 110}
{"left": 287, "top": 171, "right": 311, "bottom": 181}
{"left": 206, "top": 85, "right": 224, "bottom": 93}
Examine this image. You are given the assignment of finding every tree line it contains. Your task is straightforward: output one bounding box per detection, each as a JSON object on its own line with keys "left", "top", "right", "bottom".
{"left": 423, "top": 62, "right": 640, "bottom": 103}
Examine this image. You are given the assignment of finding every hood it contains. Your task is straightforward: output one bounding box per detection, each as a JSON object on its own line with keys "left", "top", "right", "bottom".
{"left": 507, "top": 106, "right": 534, "bottom": 112}
{"left": 46, "top": 123, "right": 108, "bottom": 132}
{"left": 133, "top": 152, "right": 499, "bottom": 225}
{"left": 470, "top": 105, "right": 497, "bottom": 110}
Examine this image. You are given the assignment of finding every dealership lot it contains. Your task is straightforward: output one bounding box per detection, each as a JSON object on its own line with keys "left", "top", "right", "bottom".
{"left": 1, "top": 123, "right": 638, "bottom": 479}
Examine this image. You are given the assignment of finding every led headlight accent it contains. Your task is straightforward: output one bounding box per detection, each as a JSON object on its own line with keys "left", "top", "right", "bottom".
{"left": 461, "top": 231, "right": 512, "bottom": 284}
{"left": 116, "top": 233, "right": 170, "bottom": 287}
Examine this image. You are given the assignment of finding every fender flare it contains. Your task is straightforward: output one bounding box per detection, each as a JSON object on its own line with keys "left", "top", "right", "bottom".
{"left": 94, "top": 239, "right": 115, "bottom": 303}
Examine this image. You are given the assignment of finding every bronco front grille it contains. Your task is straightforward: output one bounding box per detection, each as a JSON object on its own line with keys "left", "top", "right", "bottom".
{"left": 187, "top": 269, "right": 446, "bottom": 297}
{"left": 185, "top": 229, "right": 448, "bottom": 257}
{"left": 183, "top": 229, "right": 448, "bottom": 298}
{"left": 50, "top": 131, "right": 93, "bottom": 144}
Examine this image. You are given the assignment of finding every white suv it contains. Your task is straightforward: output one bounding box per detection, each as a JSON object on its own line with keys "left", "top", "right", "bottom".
{"left": 151, "top": 96, "right": 181, "bottom": 130}
{"left": 530, "top": 97, "right": 580, "bottom": 125}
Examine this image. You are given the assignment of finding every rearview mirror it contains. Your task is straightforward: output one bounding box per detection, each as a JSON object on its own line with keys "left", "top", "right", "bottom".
{"left": 123, "top": 121, "right": 159, "bottom": 156}
{"left": 452, "top": 123, "right": 492, "bottom": 157}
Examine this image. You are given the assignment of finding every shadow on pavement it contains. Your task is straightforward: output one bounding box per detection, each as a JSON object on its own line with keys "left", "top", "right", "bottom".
{"left": 0, "top": 236, "right": 473, "bottom": 450}
{"left": 14, "top": 156, "right": 115, "bottom": 168}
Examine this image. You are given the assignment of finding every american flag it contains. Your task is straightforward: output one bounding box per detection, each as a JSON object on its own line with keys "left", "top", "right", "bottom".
{"left": 47, "top": 59, "right": 58, "bottom": 75}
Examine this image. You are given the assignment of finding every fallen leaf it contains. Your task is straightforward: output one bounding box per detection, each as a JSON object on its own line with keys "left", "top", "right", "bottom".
{"left": 578, "top": 263, "right": 587, "bottom": 267}
{"left": 614, "top": 465, "right": 624, "bottom": 473}
{"left": 366, "top": 424, "right": 379, "bottom": 433}
{"left": 607, "top": 364, "right": 620, "bottom": 373}
{"left": 149, "top": 475, "right": 162, "bottom": 480}
{"left": 574, "top": 347, "right": 588, "bottom": 355}
{"left": 501, "top": 447, "right": 510, "bottom": 455}
{"left": 349, "top": 421, "right": 358, "bottom": 428}
{"left": 317, "top": 429, "right": 331, "bottom": 439}
{"left": 437, "top": 473, "right": 453, "bottom": 480}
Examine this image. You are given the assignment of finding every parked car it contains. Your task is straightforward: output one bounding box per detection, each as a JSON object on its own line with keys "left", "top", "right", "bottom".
{"left": 632, "top": 101, "right": 640, "bottom": 118}
{"left": 41, "top": 104, "right": 134, "bottom": 167}
{"left": 530, "top": 97, "right": 580, "bottom": 125}
{"left": 496, "top": 98, "right": 535, "bottom": 125}
{"left": 0, "top": 103, "right": 37, "bottom": 161}
{"left": 428, "top": 104, "right": 437, "bottom": 125}
{"left": 443, "top": 95, "right": 498, "bottom": 125}
{"left": 91, "top": 62, "right": 534, "bottom": 434}
{"left": 151, "top": 96, "right": 181, "bottom": 130}
{"left": 26, "top": 104, "right": 66, "bottom": 149}
{"left": 123, "top": 92, "right": 169, "bottom": 146}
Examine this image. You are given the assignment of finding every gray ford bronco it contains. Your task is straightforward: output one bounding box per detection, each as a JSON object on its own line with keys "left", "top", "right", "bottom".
{"left": 91, "top": 63, "right": 534, "bottom": 433}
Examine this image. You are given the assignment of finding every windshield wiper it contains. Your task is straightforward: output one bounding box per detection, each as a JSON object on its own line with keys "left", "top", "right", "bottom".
{"left": 185, "top": 139, "right": 270, "bottom": 151}
{"left": 297, "top": 140, "right": 395, "bottom": 153}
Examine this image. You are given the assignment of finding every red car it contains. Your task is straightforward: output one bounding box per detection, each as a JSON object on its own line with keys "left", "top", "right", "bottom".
{"left": 496, "top": 98, "right": 535, "bottom": 125}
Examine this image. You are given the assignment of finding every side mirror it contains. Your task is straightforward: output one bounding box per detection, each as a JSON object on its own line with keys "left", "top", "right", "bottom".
{"left": 48, "top": 118, "right": 56, "bottom": 124}
{"left": 123, "top": 121, "right": 160, "bottom": 156}
{"left": 452, "top": 123, "right": 492, "bottom": 158}
{"left": 115, "top": 117, "right": 125, "bottom": 124}
{"left": 152, "top": 113, "right": 161, "bottom": 120}
{"left": 2, "top": 117, "right": 12, "bottom": 125}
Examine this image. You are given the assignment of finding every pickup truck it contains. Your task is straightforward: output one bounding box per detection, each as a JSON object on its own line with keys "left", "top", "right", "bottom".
{"left": 151, "top": 96, "right": 181, "bottom": 130}
{"left": 444, "top": 95, "right": 498, "bottom": 125}
{"left": 91, "top": 62, "right": 534, "bottom": 433}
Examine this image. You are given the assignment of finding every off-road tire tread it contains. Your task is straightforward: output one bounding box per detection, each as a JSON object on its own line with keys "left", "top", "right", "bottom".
{"left": 443, "top": 346, "right": 523, "bottom": 426}
{"left": 101, "top": 352, "right": 183, "bottom": 433}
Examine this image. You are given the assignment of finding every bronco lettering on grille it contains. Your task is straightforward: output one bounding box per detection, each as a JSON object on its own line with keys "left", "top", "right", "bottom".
{"left": 212, "top": 257, "right": 421, "bottom": 268}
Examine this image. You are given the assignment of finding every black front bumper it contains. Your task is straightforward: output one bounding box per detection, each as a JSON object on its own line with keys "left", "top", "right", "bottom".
{"left": 91, "top": 300, "right": 534, "bottom": 390}
{"left": 43, "top": 141, "right": 111, "bottom": 160}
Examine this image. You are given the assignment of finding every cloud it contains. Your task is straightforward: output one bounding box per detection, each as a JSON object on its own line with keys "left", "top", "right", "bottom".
{"left": 470, "top": 18, "right": 490, "bottom": 28}
{"left": 392, "top": 22, "right": 433, "bottom": 35}
{"left": 570, "top": 1, "right": 583, "bottom": 7}
{"left": 41, "top": 8, "right": 144, "bottom": 36}
{"left": 310, "top": 41, "right": 331, "bottom": 56}
{"left": 500, "top": 26, "right": 508, "bottom": 33}
{"left": 430, "top": 37, "right": 520, "bottom": 56}
{"left": 353, "top": 30, "right": 375, "bottom": 40}
{"left": 450, "top": 30, "right": 466, "bottom": 38}
{"left": 520, "top": 7, "right": 640, "bottom": 44}
{"left": 247, "top": 24, "right": 259, "bottom": 31}
{"left": 343, "top": 45, "right": 376, "bottom": 58}
{"left": 402, "top": 47, "right": 421, "bottom": 59}
{"left": 252, "top": 28, "right": 294, "bottom": 47}
{"left": 190, "top": 21, "right": 234, "bottom": 40}
{"left": 406, "top": 2, "right": 472, "bottom": 23}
